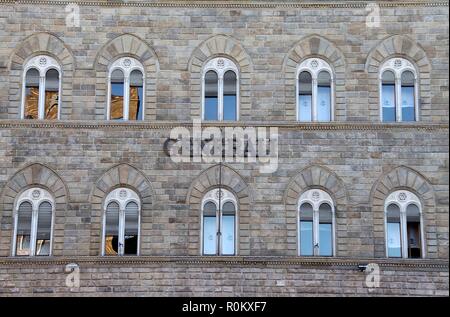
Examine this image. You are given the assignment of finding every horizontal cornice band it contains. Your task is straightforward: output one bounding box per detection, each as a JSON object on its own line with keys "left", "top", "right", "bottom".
{"left": 0, "top": 0, "right": 448, "bottom": 9}
{"left": 0, "top": 256, "right": 448, "bottom": 270}
{"left": 0, "top": 120, "right": 448, "bottom": 132}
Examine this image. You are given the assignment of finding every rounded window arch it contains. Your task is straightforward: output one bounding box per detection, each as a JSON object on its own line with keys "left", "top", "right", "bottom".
{"left": 298, "top": 189, "right": 336, "bottom": 256}
{"left": 385, "top": 190, "right": 424, "bottom": 258}
{"left": 202, "top": 57, "right": 239, "bottom": 121}
{"left": 201, "top": 188, "right": 238, "bottom": 255}
{"left": 107, "top": 57, "right": 145, "bottom": 121}
{"left": 102, "top": 188, "right": 141, "bottom": 256}
{"left": 380, "top": 58, "right": 419, "bottom": 122}
{"left": 13, "top": 188, "right": 55, "bottom": 256}
{"left": 297, "top": 58, "right": 334, "bottom": 122}
{"left": 21, "top": 55, "right": 61, "bottom": 120}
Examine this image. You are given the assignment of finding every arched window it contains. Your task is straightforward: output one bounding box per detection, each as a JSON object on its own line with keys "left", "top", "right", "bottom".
{"left": 298, "top": 189, "right": 335, "bottom": 256}
{"left": 21, "top": 55, "right": 61, "bottom": 120}
{"left": 385, "top": 190, "right": 424, "bottom": 258}
{"left": 201, "top": 188, "right": 237, "bottom": 255}
{"left": 203, "top": 57, "right": 239, "bottom": 121}
{"left": 297, "top": 58, "right": 334, "bottom": 122}
{"left": 108, "top": 57, "right": 145, "bottom": 121}
{"left": 380, "top": 58, "right": 419, "bottom": 122}
{"left": 102, "top": 188, "right": 141, "bottom": 256}
{"left": 13, "top": 188, "right": 54, "bottom": 256}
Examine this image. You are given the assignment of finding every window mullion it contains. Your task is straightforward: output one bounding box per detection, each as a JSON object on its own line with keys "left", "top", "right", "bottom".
{"left": 218, "top": 76, "right": 224, "bottom": 121}
{"left": 124, "top": 74, "right": 130, "bottom": 121}
{"left": 30, "top": 207, "right": 38, "bottom": 256}
{"left": 119, "top": 208, "right": 125, "bottom": 256}
{"left": 401, "top": 211, "right": 408, "bottom": 258}
{"left": 38, "top": 74, "right": 46, "bottom": 119}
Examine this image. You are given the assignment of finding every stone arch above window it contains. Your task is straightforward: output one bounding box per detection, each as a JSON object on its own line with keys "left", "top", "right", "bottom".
{"left": 94, "top": 34, "right": 159, "bottom": 121}
{"left": 0, "top": 163, "right": 69, "bottom": 257}
{"left": 8, "top": 33, "right": 74, "bottom": 120}
{"left": 283, "top": 35, "right": 346, "bottom": 121}
{"left": 365, "top": 35, "right": 432, "bottom": 122}
{"left": 186, "top": 164, "right": 253, "bottom": 256}
{"left": 284, "top": 165, "right": 347, "bottom": 256}
{"left": 370, "top": 166, "right": 437, "bottom": 258}
{"left": 188, "top": 35, "right": 253, "bottom": 120}
{"left": 89, "top": 163, "right": 154, "bottom": 256}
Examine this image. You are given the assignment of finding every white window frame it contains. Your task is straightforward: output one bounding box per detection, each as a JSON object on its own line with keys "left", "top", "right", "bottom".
{"left": 101, "top": 188, "right": 141, "bottom": 256}
{"left": 384, "top": 190, "right": 425, "bottom": 259}
{"left": 296, "top": 58, "right": 335, "bottom": 122}
{"left": 202, "top": 57, "right": 240, "bottom": 121}
{"left": 200, "top": 188, "right": 238, "bottom": 256}
{"left": 20, "top": 55, "right": 62, "bottom": 120}
{"left": 379, "top": 57, "right": 420, "bottom": 122}
{"left": 107, "top": 57, "right": 145, "bottom": 121}
{"left": 12, "top": 188, "right": 55, "bottom": 256}
{"left": 297, "top": 189, "right": 336, "bottom": 257}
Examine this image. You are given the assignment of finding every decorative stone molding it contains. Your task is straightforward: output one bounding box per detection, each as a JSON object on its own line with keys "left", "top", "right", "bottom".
{"left": 7, "top": 32, "right": 75, "bottom": 120}
{"left": 94, "top": 33, "right": 159, "bottom": 121}
{"left": 1, "top": 120, "right": 445, "bottom": 132}
{"left": 365, "top": 35, "right": 432, "bottom": 122}
{"left": 0, "top": 1, "right": 447, "bottom": 9}
{"left": 370, "top": 166, "right": 438, "bottom": 258}
{"left": 0, "top": 256, "right": 447, "bottom": 271}
{"left": 89, "top": 163, "right": 154, "bottom": 256}
{"left": 186, "top": 164, "right": 253, "bottom": 255}
{"left": 283, "top": 35, "right": 346, "bottom": 121}
{"left": 187, "top": 34, "right": 253, "bottom": 120}
{"left": 0, "top": 163, "right": 69, "bottom": 257}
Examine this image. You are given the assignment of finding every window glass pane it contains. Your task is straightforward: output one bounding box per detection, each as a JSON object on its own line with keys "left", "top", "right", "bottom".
{"left": 104, "top": 202, "right": 119, "bottom": 255}
{"left": 298, "top": 71, "right": 312, "bottom": 122}
{"left": 36, "top": 202, "right": 52, "bottom": 256}
{"left": 16, "top": 202, "right": 32, "bottom": 256}
{"left": 382, "top": 71, "right": 396, "bottom": 122}
{"left": 221, "top": 215, "right": 235, "bottom": 255}
{"left": 223, "top": 71, "right": 237, "bottom": 121}
{"left": 110, "top": 69, "right": 124, "bottom": 120}
{"left": 24, "top": 68, "right": 39, "bottom": 119}
{"left": 203, "top": 216, "right": 217, "bottom": 255}
{"left": 124, "top": 201, "right": 139, "bottom": 255}
{"left": 300, "top": 221, "right": 313, "bottom": 256}
{"left": 299, "top": 203, "right": 313, "bottom": 256}
{"left": 44, "top": 69, "right": 59, "bottom": 120}
{"left": 386, "top": 204, "right": 401, "bottom": 257}
{"left": 129, "top": 70, "right": 143, "bottom": 121}
{"left": 317, "top": 71, "right": 331, "bottom": 122}
{"left": 204, "top": 71, "right": 218, "bottom": 120}
{"left": 318, "top": 203, "right": 333, "bottom": 256}
{"left": 406, "top": 204, "right": 421, "bottom": 258}
{"left": 222, "top": 201, "right": 235, "bottom": 215}
{"left": 401, "top": 71, "right": 415, "bottom": 122}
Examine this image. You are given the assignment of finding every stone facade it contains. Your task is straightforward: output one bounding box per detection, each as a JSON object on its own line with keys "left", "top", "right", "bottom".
{"left": 0, "top": 0, "right": 448, "bottom": 296}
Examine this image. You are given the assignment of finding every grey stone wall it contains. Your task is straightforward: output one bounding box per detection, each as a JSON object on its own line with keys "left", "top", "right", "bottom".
{"left": 0, "top": 1, "right": 448, "bottom": 296}
{"left": 0, "top": 1, "right": 448, "bottom": 122}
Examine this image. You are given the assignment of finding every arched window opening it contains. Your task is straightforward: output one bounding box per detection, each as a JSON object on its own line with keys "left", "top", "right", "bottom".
{"left": 22, "top": 55, "right": 61, "bottom": 120}
{"left": 201, "top": 188, "right": 237, "bottom": 256}
{"left": 108, "top": 57, "right": 145, "bottom": 121}
{"left": 297, "top": 58, "right": 334, "bottom": 122}
{"left": 203, "top": 58, "right": 239, "bottom": 121}
{"left": 102, "top": 188, "right": 141, "bottom": 256}
{"left": 385, "top": 190, "right": 424, "bottom": 258}
{"left": 380, "top": 58, "right": 419, "bottom": 122}
{"left": 13, "top": 188, "right": 54, "bottom": 256}
{"left": 298, "top": 189, "right": 335, "bottom": 257}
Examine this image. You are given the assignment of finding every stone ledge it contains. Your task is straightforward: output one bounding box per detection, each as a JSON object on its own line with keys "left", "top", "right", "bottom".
{"left": 0, "top": 0, "right": 448, "bottom": 9}
{"left": 0, "top": 120, "right": 448, "bottom": 131}
{"left": 0, "top": 256, "right": 448, "bottom": 270}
